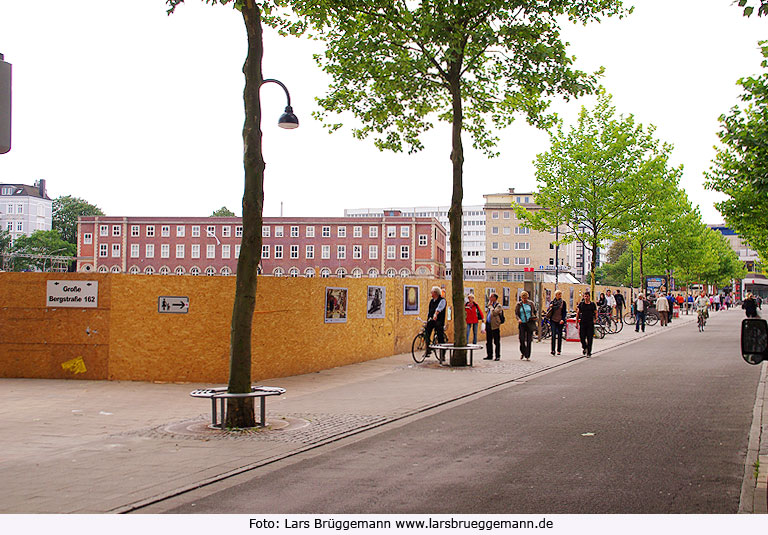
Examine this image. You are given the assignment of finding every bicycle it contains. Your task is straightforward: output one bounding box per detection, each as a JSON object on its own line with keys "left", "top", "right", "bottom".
{"left": 540, "top": 317, "right": 552, "bottom": 340}
{"left": 697, "top": 309, "right": 708, "bottom": 332}
{"left": 411, "top": 318, "right": 447, "bottom": 363}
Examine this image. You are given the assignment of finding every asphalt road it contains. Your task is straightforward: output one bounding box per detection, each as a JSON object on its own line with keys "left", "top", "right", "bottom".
{"left": 166, "top": 311, "right": 762, "bottom": 514}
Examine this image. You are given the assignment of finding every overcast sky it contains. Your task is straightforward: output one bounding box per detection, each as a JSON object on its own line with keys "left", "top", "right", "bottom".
{"left": 0, "top": 0, "right": 765, "bottom": 223}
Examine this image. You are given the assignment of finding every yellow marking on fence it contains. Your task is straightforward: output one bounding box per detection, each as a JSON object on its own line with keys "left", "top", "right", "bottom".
{"left": 61, "top": 356, "right": 87, "bottom": 375}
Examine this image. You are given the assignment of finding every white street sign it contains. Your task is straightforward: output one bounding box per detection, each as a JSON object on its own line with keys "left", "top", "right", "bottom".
{"left": 46, "top": 280, "right": 98, "bottom": 308}
{"left": 158, "top": 296, "right": 189, "bottom": 314}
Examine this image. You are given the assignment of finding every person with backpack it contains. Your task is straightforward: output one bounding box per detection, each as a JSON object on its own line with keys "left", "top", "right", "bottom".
{"left": 465, "top": 293, "right": 484, "bottom": 345}
{"left": 515, "top": 291, "right": 537, "bottom": 361}
{"left": 545, "top": 289, "right": 567, "bottom": 356}
{"left": 484, "top": 292, "right": 503, "bottom": 361}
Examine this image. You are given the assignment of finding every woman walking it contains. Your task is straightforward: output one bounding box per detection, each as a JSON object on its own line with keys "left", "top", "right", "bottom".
{"left": 515, "top": 291, "right": 537, "bottom": 361}
{"left": 577, "top": 291, "right": 598, "bottom": 357}
{"left": 656, "top": 292, "right": 669, "bottom": 326}
{"left": 465, "top": 294, "right": 483, "bottom": 344}
{"left": 545, "top": 289, "right": 567, "bottom": 356}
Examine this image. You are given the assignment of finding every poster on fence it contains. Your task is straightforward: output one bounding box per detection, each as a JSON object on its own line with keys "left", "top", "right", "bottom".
{"left": 325, "top": 287, "right": 348, "bottom": 323}
{"left": 366, "top": 286, "right": 385, "bottom": 319}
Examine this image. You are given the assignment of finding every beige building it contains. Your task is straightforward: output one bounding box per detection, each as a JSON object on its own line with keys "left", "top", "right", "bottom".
{"left": 483, "top": 188, "right": 574, "bottom": 281}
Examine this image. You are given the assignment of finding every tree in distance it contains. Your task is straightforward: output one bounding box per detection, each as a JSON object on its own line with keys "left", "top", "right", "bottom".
{"left": 211, "top": 206, "right": 236, "bottom": 217}
{"left": 516, "top": 92, "right": 677, "bottom": 296}
{"left": 52, "top": 196, "right": 105, "bottom": 245}
{"left": 6, "top": 230, "right": 76, "bottom": 271}
{"left": 736, "top": 0, "right": 768, "bottom": 18}
{"left": 706, "top": 41, "right": 768, "bottom": 264}
{"left": 294, "top": 0, "right": 630, "bottom": 363}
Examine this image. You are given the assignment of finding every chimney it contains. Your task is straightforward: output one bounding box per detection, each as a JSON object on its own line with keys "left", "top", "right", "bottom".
{"left": 38, "top": 178, "right": 46, "bottom": 198}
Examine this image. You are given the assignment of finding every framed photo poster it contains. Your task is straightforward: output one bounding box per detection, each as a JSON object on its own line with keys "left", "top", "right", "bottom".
{"left": 485, "top": 287, "right": 496, "bottom": 309}
{"left": 325, "top": 287, "right": 348, "bottom": 323}
{"left": 502, "top": 287, "right": 511, "bottom": 309}
{"left": 366, "top": 286, "right": 386, "bottom": 319}
{"left": 404, "top": 285, "right": 420, "bottom": 315}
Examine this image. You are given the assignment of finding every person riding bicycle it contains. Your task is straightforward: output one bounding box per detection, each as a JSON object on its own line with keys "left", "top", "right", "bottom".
{"left": 424, "top": 286, "right": 447, "bottom": 359}
{"left": 695, "top": 291, "right": 710, "bottom": 320}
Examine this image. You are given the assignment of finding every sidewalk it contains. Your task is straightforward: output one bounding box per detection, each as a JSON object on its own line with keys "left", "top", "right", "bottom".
{"left": 0, "top": 310, "right": 757, "bottom": 513}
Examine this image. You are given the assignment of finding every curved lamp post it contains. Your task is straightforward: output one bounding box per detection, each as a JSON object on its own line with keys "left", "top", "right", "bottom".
{"left": 263, "top": 78, "right": 299, "bottom": 130}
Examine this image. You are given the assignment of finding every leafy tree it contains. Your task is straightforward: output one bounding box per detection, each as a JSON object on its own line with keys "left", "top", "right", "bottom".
{"left": 606, "top": 239, "right": 629, "bottom": 264}
{"left": 52, "top": 196, "right": 105, "bottom": 245}
{"left": 167, "top": 0, "right": 303, "bottom": 427}
{"left": 0, "top": 228, "right": 11, "bottom": 255}
{"left": 517, "top": 92, "right": 676, "bottom": 295}
{"left": 706, "top": 42, "right": 768, "bottom": 262}
{"left": 7, "top": 230, "right": 75, "bottom": 271}
{"left": 211, "top": 206, "right": 236, "bottom": 217}
{"left": 295, "top": 0, "right": 629, "bottom": 364}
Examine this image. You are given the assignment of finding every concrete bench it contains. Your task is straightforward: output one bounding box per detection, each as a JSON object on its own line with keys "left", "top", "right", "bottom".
{"left": 190, "top": 386, "right": 286, "bottom": 428}
{"left": 428, "top": 343, "right": 484, "bottom": 367}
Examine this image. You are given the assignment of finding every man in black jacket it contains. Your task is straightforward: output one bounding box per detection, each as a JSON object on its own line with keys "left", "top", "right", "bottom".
{"left": 424, "top": 286, "right": 446, "bottom": 359}
{"left": 614, "top": 290, "right": 626, "bottom": 322}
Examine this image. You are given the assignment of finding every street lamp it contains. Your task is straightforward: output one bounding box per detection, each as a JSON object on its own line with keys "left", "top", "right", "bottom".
{"left": 263, "top": 78, "right": 299, "bottom": 129}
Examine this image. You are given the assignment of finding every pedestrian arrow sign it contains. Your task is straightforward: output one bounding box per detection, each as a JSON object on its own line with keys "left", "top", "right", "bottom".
{"left": 158, "top": 296, "right": 189, "bottom": 314}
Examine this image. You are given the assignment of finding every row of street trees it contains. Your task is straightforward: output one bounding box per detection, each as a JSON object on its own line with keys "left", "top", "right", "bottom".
{"left": 516, "top": 91, "right": 745, "bottom": 296}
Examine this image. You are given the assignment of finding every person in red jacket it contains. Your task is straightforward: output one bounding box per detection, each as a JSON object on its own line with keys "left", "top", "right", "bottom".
{"left": 465, "top": 294, "right": 484, "bottom": 344}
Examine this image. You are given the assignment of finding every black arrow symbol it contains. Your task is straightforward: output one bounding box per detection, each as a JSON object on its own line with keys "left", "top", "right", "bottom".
{"left": 86, "top": 283, "right": 92, "bottom": 287}
{"left": 172, "top": 302, "right": 185, "bottom": 309}
{"left": 54, "top": 282, "right": 60, "bottom": 286}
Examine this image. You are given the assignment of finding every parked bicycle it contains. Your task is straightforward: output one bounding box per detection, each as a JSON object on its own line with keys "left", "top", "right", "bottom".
{"left": 411, "top": 318, "right": 447, "bottom": 363}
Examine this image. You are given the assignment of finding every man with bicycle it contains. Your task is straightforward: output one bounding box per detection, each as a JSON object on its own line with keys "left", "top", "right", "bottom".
{"left": 695, "top": 291, "right": 710, "bottom": 330}
{"left": 424, "top": 286, "right": 447, "bottom": 359}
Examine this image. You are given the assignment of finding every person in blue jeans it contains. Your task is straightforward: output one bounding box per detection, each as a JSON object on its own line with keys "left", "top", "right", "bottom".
{"left": 465, "top": 293, "right": 483, "bottom": 344}
{"left": 635, "top": 294, "right": 647, "bottom": 332}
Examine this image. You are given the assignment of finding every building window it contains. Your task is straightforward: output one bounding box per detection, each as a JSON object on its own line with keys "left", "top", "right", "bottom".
{"left": 338, "top": 226, "right": 346, "bottom": 238}
{"left": 400, "top": 226, "right": 410, "bottom": 238}
{"left": 84, "top": 233, "right": 93, "bottom": 245}
{"left": 503, "top": 242, "right": 511, "bottom": 250}
{"left": 386, "top": 268, "right": 397, "bottom": 278}
{"left": 353, "top": 226, "right": 362, "bottom": 238}
{"left": 145, "top": 244, "right": 155, "bottom": 258}
{"left": 321, "top": 245, "right": 330, "bottom": 259}
{"left": 131, "top": 226, "right": 139, "bottom": 237}
{"left": 369, "top": 245, "right": 378, "bottom": 260}
{"left": 503, "top": 227, "right": 511, "bottom": 235}
{"left": 492, "top": 211, "right": 499, "bottom": 219}
{"left": 99, "top": 244, "right": 108, "bottom": 257}
{"left": 262, "top": 245, "right": 270, "bottom": 259}
{"left": 515, "top": 242, "right": 530, "bottom": 250}
{"left": 335, "top": 268, "right": 347, "bottom": 278}
{"left": 190, "top": 266, "right": 201, "bottom": 276}
{"left": 222, "top": 244, "right": 231, "bottom": 259}
{"left": 222, "top": 226, "right": 231, "bottom": 238}
{"left": 131, "top": 244, "right": 139, "bottom": 258}
{"left": 320, "top": 268, "right": 331, "bottom": 278}
{"left": 369, "top": 226, "right": 378, "bottom": 238}
{"left": 418, "top": 234, "right": 428, "bottom": 246}
{"left": 304, "top": 268, "right": 315, "bottom": 278}
{"left": 401, "top": 245, "right": 409, "bottom": 259}
{"left": 16, "top": 221, "right": 22, "bottom": 232}
{"left": 159, "top": 266, "right": 170, "bottom": 275}
{"left": 306, "top": 226, "right": 315, "bottom": 238}
{"left": 492, "top": 242, "right": 499, "bottom": 250}
{"left": 112, "top": 225, "right": 121, "bottom": 237}
{"left": 206, "top": 244, "right": 216, "bottom": 259}
{"left": 503, "top": 257, "right": 511, "bottom": 265}
{"left": 275, "top": 226, "right": 284, "bottom": 238}
{"left": 205, "top": 267, "right": 216, "bottom": 277}
{"left": 289, "top": 267, "right": 299, "bottom": 277}
{"left": 274, "top": 245, "right": 283, "bottom": 259}
{"left": 146, "top": 225, "right": 155, "bottom": 237}
{"left": 175, "top": 266, "right": 185, "bottom": 275}
{"left": 515, "top": 257, "right": 531, "bottom": 265}
{"left": 353, "top": 245, "right": 362, "bottom": 259}
{"left": 503, "top": 211, "right": 511, "bottom": 219}
{"left": 515, "top": 226, "right": 530, "bottom": 235}
{"left": 191, "top": 244, "right": 200, "bottom": 259}
{"left": 491, "top": 226, "right": 499, "bottom": 235}
{"left": 144, "top": 266, "right": 155, "bottom": 275}
{"left": 322, "top": 226, "right": 331, "bottom": 238}
{"left": 290, "top": 226, "right": 299, "bottom": 238}
{"left": 352, "top": 268, "right": 363, "bottom": 278}
{"left": 161, "top": 226, "right": 170, "bottom": 237}
{"left": 129, "top": 266, "right": 140, "bottom": 274}
{"left": 161, "top": 244, "right": 170, "bottom": 258}
{"left": 235, "top": 226, "right": 243, "bottom": 237}
{"left": 306, "top": 245, "right": 314, "bottom": 259}
{"left": 235, "top": 245, "right": 240, "bottom": 258}
{"left": 100, "top": 225, "right": 108, "bottom": 237}
{"left": 368, "top": 268, "right": 379, "bottom": 278}
{"left": 290, "top": 245, "right": 298, "bottom": 259}
{"left": 192, "top": 226, "right": 200, "bottom": 237}
{"left": 176, "top": 244, "right": 185, "bottom": 258}
{"left": 491, "top": 257, "right": 499, "bottom": 266}
{"left": 387, "top": 245, "right": 396, "bottom": 259}
{"left": 337, "top": 245, "right": 346, "bottom": 259}
{"left": 387, "top": 226, "right": 396, "bottom": 238}
{"left": 176, "top": 225, "right": 185, "bottom": 237}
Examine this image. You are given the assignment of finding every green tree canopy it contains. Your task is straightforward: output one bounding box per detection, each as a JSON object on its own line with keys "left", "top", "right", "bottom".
{"left": 7, "top": 230, "right": 76, "bottom": 271}
{"left": 517, "top": 92, "right": 677, "bottom": 294}
{"left": 211, "top": 206, "right": 236, "bottom": 217}
{"left": 706, "top": 41, "right": 768, "bottom": 262}
{"left": 52, "top": 195, "right": 105, "bottom": 245}
{"left": 294, "top": 0, "right": 629, "bottom": 363}
{"left": 736, "top": 0, "right": 768, "bottom": 18}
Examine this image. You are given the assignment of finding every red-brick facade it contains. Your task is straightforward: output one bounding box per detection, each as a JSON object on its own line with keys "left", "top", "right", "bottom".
{"left": 77, "top": 215, "right": 446, "bottom": 278}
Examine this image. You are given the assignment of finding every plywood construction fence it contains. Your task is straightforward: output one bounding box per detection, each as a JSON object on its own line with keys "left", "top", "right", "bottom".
{"left": 0, "top": 273, "right": 634, "bottom": 383}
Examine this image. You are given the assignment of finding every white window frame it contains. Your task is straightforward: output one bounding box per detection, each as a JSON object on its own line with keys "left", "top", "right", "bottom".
{"left": 130, "top": 244, "right": 139, "bottom": 258}
{"left": 369, "top": 226, "right": 378, "bottom": 238}
{"left": 176, "top": 225, "right": 185, "bottom": 237}
{"left": 146, "top": 225, "right": 155, "bottom": 237}
{"left": 131, "top": 225, "right": 139, "bottom": 237}
{"left": 353, "top": 245, "right": 362, "bottom": 259}
{"left": 206, "top": 244, "right": 215, "bottom": 259}
{"left": 83, "top": 233, "right": 93, "bottom": 245}
{"left": 387, "top": 245, "right": 396, "bottom": 259}
{"left": 262, "top": 245, "right": 270, "bottom": 259}
{"left": 306, "top": 245, "right": 314, "bottom": 259}
{"left": 337, "top": 245, "right": 346, "bottom": 259}
{"left": 112, "top": 225, "right": 121, "bottom": 237}
{"left": 274, "top": 245, "right": 283, "bottom": 259}
{"left": 146, "top": 244, "right": 155, "bottom": 258}
{"left": 100, "top": 225, "right": 108, "bottom": 237}
{"left": 321, "top": 245, "right": 331, "bottom": 259}
{"left": 306, "top": 226, "right": 315, "bottom": 238}
{"left": 353, "top": 226, "right": 362, "bottom": 238}
{"left": 262, "top": 226, "right": 271, "bottom": 237}
{"left": 161, "top": 226, "right": 170, "bottom": 237}
{"left": 222, "top": 244, "right": 231, "bottom": 259}
{"left": 337, "top": 226, "right": 346, "bottom": 238}
{"left": 418, "top": 234, "right": 428, "bottom": 246}
{"left": 111, "top": 244, "right": 120, "bottom": 258}
{"left": 192, "top": 226, "right": 200, "bottom": 238}
{"left": 160, "top": 244, "right": 170, "bottom": 258}
{"left": 322, "top": 226, "right": 331, "bottom": 238}
{"left": 275, "top": 226, "right": 284, "bottom": 238}
{"left": 290, "top": 226, "right": 299, "bottom": 238}
{"left": 400, "top": 226, "right": 409, "bottom": 238}
{"left": 369, "top": 245, "right": 378, "bottom": 260}
{"left": 191, "top": 244, "right": 200, "bottom": 259}
{"left": 290, "top": 245, "right": 299, "bottom": 259}
{"left": 176, "top": 244, "right": 185, "bottom": 258}
{"left": 400, "top": 245, "right": 410, "bottom": 259}
{"left": 235, "top": 226, "right": 243, "bottom": 238}
{"left": 387, "top": 226, "right": 396, "bottom": 238}
{"left": 222, "top": 226, "right": 231, "bottom": 238}
{"left": 99, "top": 244, "right": 108, "bottom": 258}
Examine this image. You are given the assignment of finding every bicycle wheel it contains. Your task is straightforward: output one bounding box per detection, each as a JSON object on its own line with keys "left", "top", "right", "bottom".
{"left": 623, "top": 312, "right": 635, "bottom": 325}
{"left": 541, "top": 321, "right": 551, "bottom": 340}
{"left": 613, "top": 315, "right": 623, "bottom": 333}
{"left": 594, "top": 324, "right": 605, "bottom": 339}
{"left": 411, "top": 333, "right": 428, "bottom": 363}
{"left": 646, "top": 312, "right": 659, "bottom": 326}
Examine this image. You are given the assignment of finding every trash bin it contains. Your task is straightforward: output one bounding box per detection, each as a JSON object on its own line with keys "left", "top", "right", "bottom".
{"left": 566, "top": 318, "right": 580, "bottom": 342}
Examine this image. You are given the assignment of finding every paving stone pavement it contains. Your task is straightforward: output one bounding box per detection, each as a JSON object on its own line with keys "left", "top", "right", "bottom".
{"left": 2, "top": 310, "right": 760, "bottom": 513}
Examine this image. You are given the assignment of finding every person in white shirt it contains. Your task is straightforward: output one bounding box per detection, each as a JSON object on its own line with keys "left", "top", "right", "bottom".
{"left": 656, "top": 292, "right": 670, "bottom": 326}
{"left": 605, "top": 289, "right": 617, "bottom": 318}
{"left": 635, "top": 294, "right": 647, "bottom": 332}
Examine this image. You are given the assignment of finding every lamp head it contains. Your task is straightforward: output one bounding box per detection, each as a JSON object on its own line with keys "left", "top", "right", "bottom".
{"left": 278, "top": 105, "right": 299, "bottom": 129}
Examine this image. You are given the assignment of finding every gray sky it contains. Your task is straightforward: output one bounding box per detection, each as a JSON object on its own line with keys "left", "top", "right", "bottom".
{"left": 0, "top": 0, "right": 765, "bottom": 223}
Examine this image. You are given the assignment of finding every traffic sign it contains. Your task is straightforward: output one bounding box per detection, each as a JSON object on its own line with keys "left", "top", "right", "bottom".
{"left": 158, "top": 296, "right": 189, "bottom": 314}
{"left": 47, "top": 280, "right": 98, "bottom": 308}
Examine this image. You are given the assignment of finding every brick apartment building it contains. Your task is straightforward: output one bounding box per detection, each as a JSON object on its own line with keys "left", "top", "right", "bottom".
{"left": 77, "top": 213, "right": 447, "bottom": 278}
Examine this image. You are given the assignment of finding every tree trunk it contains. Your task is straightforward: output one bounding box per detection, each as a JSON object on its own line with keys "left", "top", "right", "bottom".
{"left": 589, "top": 237, "right": 598, "bottom": 297}
{"left": 448, "top": 69, "right": 466, "bottom": 365}
{"left": 639, "top": 242, "right": 645, "bottom": 297}
{"left": 226, "top": 0, "right": 264, "bottom": 428}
